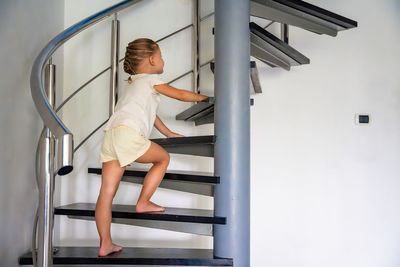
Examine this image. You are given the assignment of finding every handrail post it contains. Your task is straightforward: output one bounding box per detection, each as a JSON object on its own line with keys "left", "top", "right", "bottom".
{"left": 109, "top": 13, "right": 120, "bottom": 116}
{"left": 281, "top": 23, "right": 289, "bottom": 44}
{"left": 192, "top": 0, "right": 200, "bottom": 94}
{"left": 36, "top": 61, "right": 56, "bottom": 267}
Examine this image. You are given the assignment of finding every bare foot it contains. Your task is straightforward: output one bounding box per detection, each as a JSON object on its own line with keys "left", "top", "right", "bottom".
{"left": 98, "top": 243, "right": 123, "bottom": 257}
{"left": 136, "top": 200, "right": 165, "bottom": 213}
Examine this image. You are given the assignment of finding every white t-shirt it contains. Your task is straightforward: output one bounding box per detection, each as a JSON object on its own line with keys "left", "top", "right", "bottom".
{"left": 104, "top": 73, "right": 166, "bottom": 138}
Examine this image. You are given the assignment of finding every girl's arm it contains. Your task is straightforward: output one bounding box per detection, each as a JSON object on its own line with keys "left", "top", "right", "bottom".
{"left": 153, "top": 84, "right": 209, "bottom": 102}
{"left": 154, "top": 115, "right": 184, "bottom": 138}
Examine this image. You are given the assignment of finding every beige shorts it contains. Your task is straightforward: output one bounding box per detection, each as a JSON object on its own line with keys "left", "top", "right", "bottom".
{"left": 99, "top": 125, "right": 151, "bottom": 167}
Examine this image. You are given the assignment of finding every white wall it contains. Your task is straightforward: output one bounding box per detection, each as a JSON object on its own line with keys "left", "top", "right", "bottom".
{"left": 250, "top": 0, "right": 400, "bottom": 266}
{"left": 0, "top": 0, "right": 64, "bottom": 266}
{"left": 32, "top": 0, "right": 400, "bottom": 266}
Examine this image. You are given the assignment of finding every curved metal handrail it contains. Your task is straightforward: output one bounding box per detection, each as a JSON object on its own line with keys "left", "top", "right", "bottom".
{"left": 31, "top": 0, "right": 143, "bottom": 138}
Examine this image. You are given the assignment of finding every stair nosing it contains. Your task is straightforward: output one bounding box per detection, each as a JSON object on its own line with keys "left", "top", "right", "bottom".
{"left": 88, "top": 168, "right": 220, "bottom": 184}
{"left": 270, "top": 0, "right": 358, "bottom": 28}
{"left": 55, "top": 203, "right": 226, "bottom": 225}
{"left": 176, "top": 102, "right": 214, "bottom": 121}
{"left": 19, "top": 246, "right": 233, "bottom": 266}
{"left": 150, "top": 135, "right": 215, "bottom": 146}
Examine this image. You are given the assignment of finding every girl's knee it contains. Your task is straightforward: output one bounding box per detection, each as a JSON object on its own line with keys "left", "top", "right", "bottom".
{"left": 100, "top": 185, "right": 118, "bottom": 199}
{"left": 162, "top": 152, "right": 170, "bottom": 166}
{"left": 155, "top": 152, "right": 170, "bottom": 166}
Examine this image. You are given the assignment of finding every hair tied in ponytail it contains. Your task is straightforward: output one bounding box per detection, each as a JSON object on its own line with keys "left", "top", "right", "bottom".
{"left": 123, "top": 38, "right": 158, "bottom": 84}
{"left": 126, "top": 75, "right": 132, "bottom": 84}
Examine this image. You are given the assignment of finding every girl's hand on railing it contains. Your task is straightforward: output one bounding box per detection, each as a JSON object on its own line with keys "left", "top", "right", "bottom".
{"left": 166, "top": 132, "right": 185, "bottom": 138}
{"left": 199, "top": 95, "right": 209, "bottom": 102}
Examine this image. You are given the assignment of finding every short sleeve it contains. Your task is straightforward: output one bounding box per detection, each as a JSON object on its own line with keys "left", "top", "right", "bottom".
{"left": 149, "top": 74, "right": 166, "bottom": 87}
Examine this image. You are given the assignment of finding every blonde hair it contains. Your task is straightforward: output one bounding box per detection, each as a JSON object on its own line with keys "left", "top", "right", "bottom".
{"left": 123, "top": 38, "right": 159, "bottom": 83}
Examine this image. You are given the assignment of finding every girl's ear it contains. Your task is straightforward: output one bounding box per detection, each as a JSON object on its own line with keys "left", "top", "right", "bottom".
{"left": 149, "top": 55, "right": 155, "bottom": 66}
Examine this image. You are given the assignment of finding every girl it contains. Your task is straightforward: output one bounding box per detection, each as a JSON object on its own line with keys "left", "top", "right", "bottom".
{"left": 95, "top": 38, "right": 209, "bottom": 257}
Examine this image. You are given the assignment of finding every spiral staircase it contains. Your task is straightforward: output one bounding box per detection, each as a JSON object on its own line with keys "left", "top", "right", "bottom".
{"left": 18, "top": 0, "right": 357, "bottom": 266}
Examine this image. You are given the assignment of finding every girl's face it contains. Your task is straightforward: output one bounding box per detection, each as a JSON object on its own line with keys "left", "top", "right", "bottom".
{"left": 151, "top": 47, "right": 164, "bottom": 74}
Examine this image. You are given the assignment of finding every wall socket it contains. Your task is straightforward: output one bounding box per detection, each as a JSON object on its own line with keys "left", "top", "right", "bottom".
{"left": 355, "top": 114, "right": 370, "bottom": 125}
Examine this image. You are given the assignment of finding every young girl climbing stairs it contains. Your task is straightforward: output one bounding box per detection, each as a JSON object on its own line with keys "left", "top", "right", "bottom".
{"left": 94, "top": 38, "right": 209, "bottom": 256}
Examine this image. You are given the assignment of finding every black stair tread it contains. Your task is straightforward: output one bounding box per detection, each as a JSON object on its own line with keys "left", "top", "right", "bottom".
{"left": 249, "top": 22, "right": 310, "bottom": 66}
{"left": 176, "top": 97, "right": 254, "bottom": 123}
{"left": 150, "top": 135, "right": 215, "bottom": 146}
{"left": 270, "top": 0, "right": 358, "bottom": 28}
{"left": 19, "top": 246, "right": 233, "bottom": 265}
{"left": 212, "top": 23, "right": 309, "bottom": 69}
{"left": 250, "top": 0, "right": 357, "bottom": 37}
{"left": 176, "top": 98, "right": 215, "bottom": 121}
{"left": 55, "top": 203, "right": 226, "bottom": 224}
{"left": 195, "top": 112, "right": 214, "bottom": 126}
{"left": 176, "top": 104, "right": 213, "bottom": 122}
{"left": 88, "top": 168, "right": 220, "bottom": 184}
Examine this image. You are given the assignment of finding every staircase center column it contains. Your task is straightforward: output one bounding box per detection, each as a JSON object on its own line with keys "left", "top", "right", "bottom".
{"left": 214, "top": 0, "right": 250, "bottom": 266}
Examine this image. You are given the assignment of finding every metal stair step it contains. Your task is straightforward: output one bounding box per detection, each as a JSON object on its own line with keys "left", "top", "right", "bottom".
{"left": 151, "top": 135, "right": 215, "bottom": 146}
{"left": 250, "top": 0, "right": 357, "bottom": 36}
{"left": 89, "top": 168, "right": 219, "bottom": 196}
{"left": 150, "top": 135, "right": 215, "bottom": 157}
{"left": 19, "top": 246, "right": 233, "bottom": 265}
{"left": 250, "top": 22, "right": 310, "bottom": 70}
{"left": 211, "top": 22, "right": 309, "bottom": 71}
{"left": 89, "top": 168, "right": 219, "bottom": 184}
{"left": 55, "top": 203, "right": 226, "bottom": 225}
{"left": 175, "top": 100, "right": 215, "bottom": 122}
{"left": 176, "top": 99, "right": 254, "bottom": 126}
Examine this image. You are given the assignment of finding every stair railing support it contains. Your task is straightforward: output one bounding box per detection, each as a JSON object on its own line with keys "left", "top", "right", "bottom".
{"left": 36, "top": 60, "right": 56, "bottom": 267}
{"left": 192, "top": 0, "right": 200, "bottom": 94}
{"left": 109, "top": 13, "right": 120, "bottom": 116}
{"left": 214, "top": 0, "right": 250, "bottom": 266}
{"left": 281, "top": 23, "right": 289, "bottom": 44}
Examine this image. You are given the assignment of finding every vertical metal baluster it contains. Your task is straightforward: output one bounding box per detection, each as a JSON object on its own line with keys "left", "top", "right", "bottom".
{"left": 36, "top": 60, "right": 56, "bottom": 267}
{"left": 281, "top": 23, "right": 289, "bottom": 44}
{"left": 192, "top": 0, "right": 200, "bottom": 94}
{"left": 110, "top": 13, "right": 120, "bottom": 115}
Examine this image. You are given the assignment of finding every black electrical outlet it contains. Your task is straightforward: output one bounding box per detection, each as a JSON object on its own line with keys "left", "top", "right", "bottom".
{"left": 358, "top": 115, "right": 369, "bottom": 124}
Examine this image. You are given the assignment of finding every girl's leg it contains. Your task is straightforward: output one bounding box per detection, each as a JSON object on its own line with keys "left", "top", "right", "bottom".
{"left": 95, "top": 160, "right": 125, "bottom": 256}
{"left": 135, "top": 141, "right": 170, "bottom": 213}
